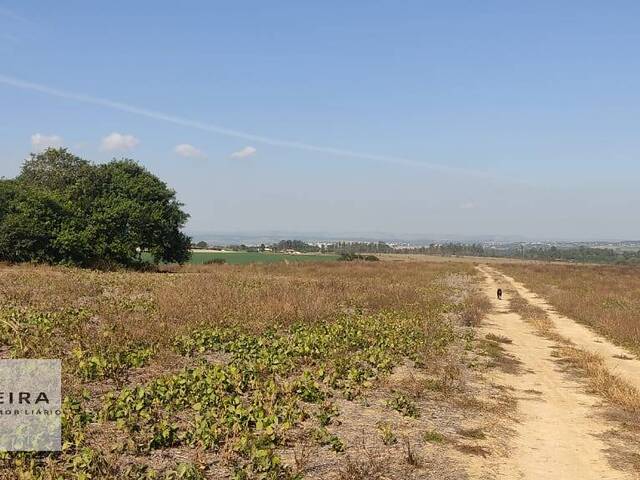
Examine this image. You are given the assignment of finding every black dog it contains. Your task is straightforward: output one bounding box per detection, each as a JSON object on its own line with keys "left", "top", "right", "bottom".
{"left": 497, "top": 288, "right": 503, "bottom": 300}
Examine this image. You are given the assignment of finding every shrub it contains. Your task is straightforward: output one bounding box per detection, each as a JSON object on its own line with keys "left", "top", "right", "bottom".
{"left": 338, "top": 253, "right": 379, "bottom": 262}
{"left": 423, "top": 430, "right": 445, "bottom": 443}
{"left": 204, "top": 258, "right": 226, "bottom": 265}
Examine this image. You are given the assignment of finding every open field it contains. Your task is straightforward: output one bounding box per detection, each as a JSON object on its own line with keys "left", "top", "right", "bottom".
{"left": 0, "top": 261, "right": 513, "bottom": 479}
{"left": 160, "top": 251, "right": 341, "bottom": 265}
{"left": 497, "top": 263, "right": 640, "bottom": 355}
{"left": 3, "top": 257, "right": 639, "bottom": 479}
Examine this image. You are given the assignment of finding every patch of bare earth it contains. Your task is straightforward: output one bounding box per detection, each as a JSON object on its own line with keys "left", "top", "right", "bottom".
{"left": 277, "top": 359, "right": 515, "bottom": 480}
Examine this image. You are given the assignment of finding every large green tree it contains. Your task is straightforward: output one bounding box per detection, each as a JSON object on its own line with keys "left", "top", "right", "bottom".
{"left": 0, "top": 148, "right": 191, "bottom": 267}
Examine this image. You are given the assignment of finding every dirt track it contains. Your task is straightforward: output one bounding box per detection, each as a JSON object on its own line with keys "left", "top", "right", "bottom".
{"left": 490, "top": 266, "right": 640, "bottom": 391}
{"left": 476, "top": 265, "right": 637, "bottom": 480}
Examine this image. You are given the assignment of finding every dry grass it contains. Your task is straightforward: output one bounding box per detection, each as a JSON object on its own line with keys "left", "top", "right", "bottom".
{"left": 484, "top": 333, "right": 512, "bottom": 344}
{"left": 508, "top": 292, "right": 564, "bottom": 343}
{"left": 498, "top": 263, "right": 640, "bottom": 355}
{"left": 0, "top": 261, "right": 472, "bottom": 371}
{"left": 558, "top": 346, "right": 640, "bottom": 414}
{"left": 0, "top": 261, "right": 470, "bottom": 348}
{"left": 0, "top": 260, "right": 510, "bottom": 479}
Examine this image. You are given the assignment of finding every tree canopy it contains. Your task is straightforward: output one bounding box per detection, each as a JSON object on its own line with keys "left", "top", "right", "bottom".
{"left": 0, "top": 148, "right": 191, "bottom": 268}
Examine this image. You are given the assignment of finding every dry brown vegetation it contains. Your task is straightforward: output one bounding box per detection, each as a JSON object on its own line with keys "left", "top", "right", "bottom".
{"left": 1, "top": 262, "right": 484, "bottom": 361}
{"left": 498, "top": 263, "right": 640, "bottom": 355}
{"left": 0, "top": 261, "right": 510, "bottom": 479}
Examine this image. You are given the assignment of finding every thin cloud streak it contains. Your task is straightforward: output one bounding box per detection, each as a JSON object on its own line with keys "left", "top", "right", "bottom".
{"left": 0, "top": 73, "right": 520, "bottom": 183}
{"left": 0, "top": 7, "right": 30, "bottom": 23}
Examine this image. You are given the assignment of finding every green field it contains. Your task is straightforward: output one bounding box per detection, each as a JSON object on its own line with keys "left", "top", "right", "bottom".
{"left": 187, "top": 251, "right": 339, "bottom": 264}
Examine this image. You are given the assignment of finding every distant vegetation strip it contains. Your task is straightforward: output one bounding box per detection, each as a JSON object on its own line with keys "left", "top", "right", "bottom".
{"left": 194, "top": 239, "right": 640, "bottom": 265}
{"left": 152, "top": 251, "right": 340, "bottom": 265}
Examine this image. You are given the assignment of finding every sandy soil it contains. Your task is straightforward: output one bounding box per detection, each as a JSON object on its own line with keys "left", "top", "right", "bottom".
{"left": 475, "top": 264, "right": 637, "bottom": 480}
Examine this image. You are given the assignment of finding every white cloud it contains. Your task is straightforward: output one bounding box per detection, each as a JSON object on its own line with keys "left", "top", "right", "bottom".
{"left": 100, "top": 132, "right": 139, "bottom": 151}
{"left": 31, "top": 133, "right": 63, "bottom": 150}
{"left": 230, "top": 146, "right": 257, "bottom": 159}
{"left": 0, "top": 74, "right": 516, "bottom": 182}
{"left": 460, "top": 202, "right": 476, "bottom": 209}
{"left": 174, "top": 143, "right": 204, "bottom": 158}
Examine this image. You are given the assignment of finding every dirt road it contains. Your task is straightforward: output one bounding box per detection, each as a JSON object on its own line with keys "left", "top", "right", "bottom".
{"left": 489, "top": 266, "right": 640, "bottom": 391}
{"left": 476, "top": 264, "right": 637, "bottom": 480}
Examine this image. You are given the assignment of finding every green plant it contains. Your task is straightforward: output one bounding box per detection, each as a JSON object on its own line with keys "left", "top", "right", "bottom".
{"left": 316, "top": 401, "right": 340, "bottom": 426}
{"left": 376, "top": 422, "right": 397, "bottom": 445}
{"left": 72, "top": 343, "right": 155, "bottom": 382}
{"left": 313, "top": 427, "right": 345, "bottom": 453}
{"left": 165, "top": 462, "right": 205, "bottom": 480}
{"left": 292, "top": 370, "right": 326, "bottom": 403}
{"left": 423, "top": 429, "right": 445, "bottom": 443}
{"left": 387, "top": 392, "right": 420, "bottom": 418}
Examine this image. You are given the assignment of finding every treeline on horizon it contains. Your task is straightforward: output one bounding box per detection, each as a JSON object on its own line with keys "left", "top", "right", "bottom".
{"left": 198, "top": 240, "right": 640, "bottom": 265}
{"left": 5, "top": 149, "right": 634, "bottom": 270}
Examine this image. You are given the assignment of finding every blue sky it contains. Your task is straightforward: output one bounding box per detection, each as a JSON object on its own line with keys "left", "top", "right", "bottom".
{"left": 1, "top": 1, "right": 639, "bottom": 239}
